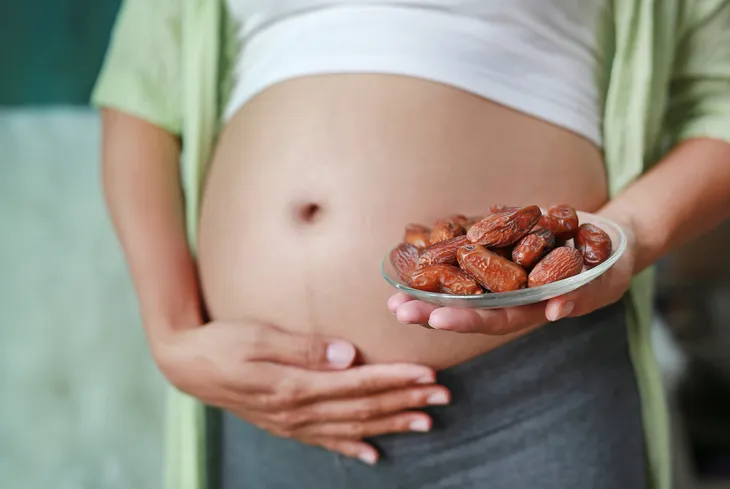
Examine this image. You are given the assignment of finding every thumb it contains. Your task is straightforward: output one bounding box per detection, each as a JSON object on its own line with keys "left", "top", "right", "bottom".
{"left": 247, "top": 324, "right": 357, "bottom": 370}
{"left": 544, "top": 275, "right": 606, "bottom": 322}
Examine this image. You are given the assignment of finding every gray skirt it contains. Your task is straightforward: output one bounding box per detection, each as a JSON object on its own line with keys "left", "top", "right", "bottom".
{"left": 210, "top": 301, "right": 647, "bottom": 489}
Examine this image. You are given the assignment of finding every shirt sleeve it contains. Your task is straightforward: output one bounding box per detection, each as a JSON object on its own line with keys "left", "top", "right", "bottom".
{"left": 665, "top": 0, "right": 730, "bottom": 145}
{"left": 91, "top": 0, "right": 183, "bottom": 135}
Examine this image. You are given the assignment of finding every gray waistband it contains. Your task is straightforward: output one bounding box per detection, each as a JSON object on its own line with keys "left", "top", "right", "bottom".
{"left": 215, "top": 300, "right": 647, "bottom": 489}
{"left": 370, "top": 300, "right": 633, "bottom": 456}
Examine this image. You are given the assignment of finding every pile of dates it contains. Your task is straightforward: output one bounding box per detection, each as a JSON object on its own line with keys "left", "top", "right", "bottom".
{"left": 389, "top": 205, "right": 612, "bottom": 295}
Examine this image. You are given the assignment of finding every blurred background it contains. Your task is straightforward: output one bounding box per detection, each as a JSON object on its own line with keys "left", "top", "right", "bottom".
{"left": 1, "top": 1, "right": 165, "bottom": 488}
{"left": 1, "top": 1, "right": 729, "bottom": 488}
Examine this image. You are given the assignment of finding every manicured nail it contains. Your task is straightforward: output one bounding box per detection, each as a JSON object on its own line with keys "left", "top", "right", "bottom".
{"left": 415, "top": 374, "right": 435, "bottom": 384}
{"left": 551, "top": 301, "right": 575, "bottom": 322}
{"left": 410, "top": 418, "right": 431, "bottom": 432}
{"left": 358, "top": 452, "right": 377, "bottom": 465}
{"left": 326, "top": 341, "right": 355, "bottom": 368}
{"left": 427, "top": 391, "right": 450, "bottom": 405}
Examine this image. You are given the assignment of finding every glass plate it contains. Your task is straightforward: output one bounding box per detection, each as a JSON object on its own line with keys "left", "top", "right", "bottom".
{"left": 381, "top": 211, "right": 627, "bottom": 309}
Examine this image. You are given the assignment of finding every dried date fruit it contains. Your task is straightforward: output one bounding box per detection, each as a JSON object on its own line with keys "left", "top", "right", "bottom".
{"left": 450, "top": 214, "right": 470, "bottom": 228}
{"left": 574, "top": 223, "right": 612, "bottom": 267}
{"left": 389, "top": 243, "right": 420, "bottom": 284}
{"left": 457, "top": 244, "right": 527, "bottom": 293}
{"left": 512, "top": 229, "right": 555, "bottom": 269}
{"left": 463, "top": 216, "right": 485, "bottom": 230}
{"left": 430, "top": 217, "right": 466, "bottom": 244}
{"left": 410, "top": 264, "right": 483, "bottom": 295}
{"left": 527, "top": 247, "right": 584, "bottom": 288}
{"left": 489, "top": 246, "right": 514, "bottom": 260}
{"left": 467, "top": 205, "right": 542, "bottom": 247}
{"left": 417, "top": 235, "right": 470, "bottom": 268}
{"left": 488, "top": 205, "right": 518, "bottom": 215}
{"left": 538, "top": 205, "right": 579, "bottom": 240}
{"left": 404, "top": 223, "right": 431, "bottom": 249}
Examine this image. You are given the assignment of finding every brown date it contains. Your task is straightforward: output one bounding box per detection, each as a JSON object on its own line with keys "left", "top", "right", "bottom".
{"left": 467, "top": 205, "right": 542, "bottom": 247}
{"left": 404, "top": 223, "right": 431, "bottom": 249}
{"left": 463, "top": 215, "right": 485, "bottom": 230}
{"left": 409, "top": 264, "right": 483, "bottom": 295}
{"left": 389, "top": 243, "right": 420, "bottom": 284}
{"left": 489, "top": 246, "right": 514, "bottom": 260}
{"left": 450, "top": 214, "right": 470, "bottom": 228}
{"left": 488, "top": 205, "right": 518, "bottom": 215}
{"left": 538, "top": 205, "right": 579, "bottom": 240}
{"left": 527, "top": 247, "right": 584, "bottom": 288}
{"left": 457, "top": 244, "right": 527, "bottom": 293}
{"left": 512, "top": 228, "right": 555, "bottom": 269}
{"left": 430, "top": 217, "right": 466, "bottom": 244}
{"left": 574, "top": 223, "right": 612, "bottom": 267}
{"left": 417, "top": 235, "right": 470, "bottom": 268}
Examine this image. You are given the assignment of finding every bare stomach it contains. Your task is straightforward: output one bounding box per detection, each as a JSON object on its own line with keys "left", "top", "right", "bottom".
{"left": 197, "top": 74, "right": 607, "bottom": 370}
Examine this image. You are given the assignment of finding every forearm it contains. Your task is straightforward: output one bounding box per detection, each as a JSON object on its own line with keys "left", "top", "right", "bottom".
{"left": 600, "top": 138, "right": 730, "bottom": 274}
{"left": 100, "top": 109, "right": 203, "bottom": 345}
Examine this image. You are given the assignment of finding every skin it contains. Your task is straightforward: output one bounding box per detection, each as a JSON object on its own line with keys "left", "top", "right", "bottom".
{"left": 196, "top": 74, "right": 606, "bottom": 462}
{"left": 100, "top": 108, "right": 448, "bottom": 466}
{"left": 101, "top": 74, "right": 730, "bottom": 467}
{"left": 390, "top": 138, "right": 730, "bottom": 334}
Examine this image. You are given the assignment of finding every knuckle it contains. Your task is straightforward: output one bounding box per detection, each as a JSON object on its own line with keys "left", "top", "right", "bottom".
{"left": 410, "top": 390, "right": 426, "bottom": 405}
{"left": 302, "top": 337, "right": 326, "bottom": 366}
{"left": 269, "top": 410, "right": 304, "bottom": 430}
{"left": 353, "top": 376, "right": 376, "bottom": 394}
{"left": 346, "top": 423, "right": 366, "bottom": 439}
{"left": 246, "top": 324, "right": 270, "bottom": 353}
{"left": 275, "top": 378, "right": 304, "bottom": 407}
{"left": 355, "top": 399, "right": 382, "bottom": 420}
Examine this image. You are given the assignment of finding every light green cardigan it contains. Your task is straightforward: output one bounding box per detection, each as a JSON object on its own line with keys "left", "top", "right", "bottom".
{"left": 92, "top": 1, "right": 730, "bottom": 488}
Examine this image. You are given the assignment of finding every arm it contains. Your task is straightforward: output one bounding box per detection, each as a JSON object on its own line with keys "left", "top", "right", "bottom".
{"left": 100, "top": 109, "right": 202, "bottom": 347}
{"left": 390, "top": 1, "right": 730, "bottom": 330}
{"left": 389, "top": 137, "right": 730, "bottom": 331}
{"left": 95, "top": 3, "right": 446, "bottom": 463}
{"left": 601, "top": 137, "right": 730, "bottom": 275}
{"left": 101, "top": 108, "right": 447, "bottom": 464}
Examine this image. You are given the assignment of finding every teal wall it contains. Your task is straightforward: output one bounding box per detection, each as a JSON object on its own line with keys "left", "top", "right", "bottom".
{"left": 0, "top": 0, "right": 120, "bottom": 105}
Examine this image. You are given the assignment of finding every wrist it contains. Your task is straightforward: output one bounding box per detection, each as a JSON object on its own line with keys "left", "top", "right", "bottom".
{"left": 596, "top": 201, "right": 663, "bottom": 275}
{"left": 142, "top": 301, "right": 203, "bottom": 351}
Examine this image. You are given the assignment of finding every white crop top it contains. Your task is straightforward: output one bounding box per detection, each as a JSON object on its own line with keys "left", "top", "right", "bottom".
{"left": 224, "top": 1, "right": 606, "bottom": 146}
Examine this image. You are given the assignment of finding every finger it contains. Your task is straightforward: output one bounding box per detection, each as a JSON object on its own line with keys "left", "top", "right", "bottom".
{"left": 251, "top": 363, "right": 437, "bottom": 407}
{"left": 300, "top": 385, "right": 450, "bottom": 423}
{"left": 387, "top": 292, "right": 415, "bottom": 313}
{"left": 428, "top": 302, "right": 546, "bottom": 335}
{"left": 395, "top": 300, "right": 439, "bottom": 324}
{"left": 544, "top": 283, "right": 594, "bottom": 322}
{"left": 295, "top": 411, "right": 432, "bottom": 440}
{"left": 313, "top": 438, "right": 380, "bottom": 465}
{"left": 545, "top": 273, "right": 615, "bottom": 321}
{"left": 246, "top": 325, "right": 356, "bottom": 370}
{"left": 545, "top": 250, "right": 635, "bottom": 321}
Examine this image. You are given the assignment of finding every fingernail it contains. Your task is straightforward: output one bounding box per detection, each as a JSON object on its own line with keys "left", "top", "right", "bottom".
{"left": 415, "top": 374, "right": 435, "bottom": 384}
{"left": 410, "top": 418, "right": 431, "bottom": 432}
{"left": 427, "top": 315, "right": 448, "bottom": 330}
{"left": 358, "top": 452, "right": 377, "bottom": 465}
{"left": 551, "top": 301, "right": 575, "bottom": 322}
{"left": 326, "top": 341, "right": 355, "bottom": 367}
{"left": 427, "top": 391, "right": 450, "bottom": 405}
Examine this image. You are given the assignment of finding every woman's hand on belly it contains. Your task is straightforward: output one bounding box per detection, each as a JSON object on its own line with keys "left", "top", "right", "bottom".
{"left": 388, "top": 219, "right": 637, "bottom": 334}
{"left": 156, "top": 320, "right": 451, "bottom": 464}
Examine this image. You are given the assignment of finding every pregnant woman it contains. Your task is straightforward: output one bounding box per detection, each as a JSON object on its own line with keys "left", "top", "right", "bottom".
{"left": 93, "top": 1, "right": 730, "bottom": 488}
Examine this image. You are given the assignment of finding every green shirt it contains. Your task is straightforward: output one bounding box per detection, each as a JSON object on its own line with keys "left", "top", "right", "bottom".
{"left": 92, "top": 1, "right": 730, "bottom": 488}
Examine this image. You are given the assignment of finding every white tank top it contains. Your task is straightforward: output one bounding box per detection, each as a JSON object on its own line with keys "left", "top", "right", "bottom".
{"left": 224, "top": 1, "right": 607, "bottom": 146}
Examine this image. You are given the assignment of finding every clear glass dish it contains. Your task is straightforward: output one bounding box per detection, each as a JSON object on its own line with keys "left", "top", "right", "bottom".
{"left": 381, "top": 211, "right": 627, "bottom": 309}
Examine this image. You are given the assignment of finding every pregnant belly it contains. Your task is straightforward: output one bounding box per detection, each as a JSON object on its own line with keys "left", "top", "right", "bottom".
{"left": 197, "top": 74, "right": 608, "bottom": 370}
